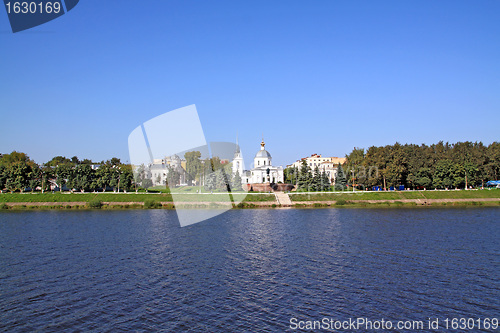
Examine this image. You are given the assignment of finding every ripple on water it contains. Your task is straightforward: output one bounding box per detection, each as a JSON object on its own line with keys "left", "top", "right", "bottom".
{"left": 0, "top": 208, "right": 498, "bottom": 331}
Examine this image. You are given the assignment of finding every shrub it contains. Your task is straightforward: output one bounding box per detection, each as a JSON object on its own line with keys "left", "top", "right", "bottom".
{"left": 334, "top": 185, "right": 347, "bottom": 191}
{"left": 87, "top": 199, "right": 103, "bottom": 209}
{"left": 144, "top": 200, "right": 161, "bottom": 209}
{"left": 0, "top": 203, "right": 8, "bottom": 210}
{"left": 335, "top": 199, "right": 346, "bottom": 206}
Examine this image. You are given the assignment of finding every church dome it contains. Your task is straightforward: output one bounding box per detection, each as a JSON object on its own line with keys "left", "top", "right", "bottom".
{"left": 254, "top": 138, "right": 272, "bottom": 159}
{"left": 255, "top": 149, "right": 271, "bottom": 158}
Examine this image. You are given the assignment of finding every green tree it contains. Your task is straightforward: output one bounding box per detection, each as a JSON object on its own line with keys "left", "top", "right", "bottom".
{"left": 433, "top": 160, "right": 456, "bottom": 189}
{"left": 484, "top": 142, "right": 500, "bottom": 182}
{"left": 108, "top": 166, "right": 121, "bottom": 192}
{"left": 0, "top": 164, "right": 7, "bottom": 190}
{"left": 284, "top": 167, "right": 295, "bottom": 184}
{"left": 46, "top": 156, "right": 72, "bottom": 167}
{"left": 166, "top": 165, "right": 180, "bottom": 188}
{"left": 413, "top": 167, "right": 433, "bottom": 189}
{"left": 5, "top": 162, "right": 33, "bottom": 192}
{"left": 311, "top": 165, "right": 322, "bottom": 191}
{"left": 119, "top": 165, "right": 134, "bottom": 191}
{"left": 54, "top": 164, "right": 71, "bottom": 191}
{"left": 215, "top": 169, "right": 230, "bottom": 191}
{"left": 96, "top": 165, "right": 113, "bottom": 192}
{"left": 142, "top": 178, "right": 153, "bottom": 189}
{"left": 133, "top": 164, "right": 153, "bottom": 189}
{"left": 231, "top": 170, "right": 243, "bottom": 191}
{"left": 204, "top": 172, "right": 217, "bottom": 191}
{"left": 0, "top": 152, "right": 38, "bottom": 192}
{"left": 453, "top": 162, "right": 479, "bottom": 188}
{"left": 297, "top": 160, "right": 312, "bottom": 191}
{"left": 109, "top": 157, "right": 121, "bottom": 166}
{"left": 284, "top": 166, "right": 300, "bottom": 185}
{"left": 345, "top": 147, "right": 365, "bottom": 166}
{"left": 185, "top": 151, "right": 203, "bottom": 185}
{"left": 0, "top": 151, "right": 31, "bottom": 166}
{"left": 40, "top": 165, "right": 53, "bottom": 192}
{"left": 320, "top": 171, "right": 331, "bottom": 191}
{"left": 339, "top": 140, "right": 495, "bottom": 189}
{"left": 390, "top": 143, "right": 408, "bottom": 186}
{"left": 334, "top": 163, "right": 347, "bottom": 191}
{"left": 68, "top": 164, "right": 95, "bottom": 192}
{"left": 363, "top": 146, "right": 389, "bottom": 188}
{"left": 345, "top": 147, "right": 366, "bottom": 186}
{"left": 28, "top": 163, "right": 42, "bottom": 192}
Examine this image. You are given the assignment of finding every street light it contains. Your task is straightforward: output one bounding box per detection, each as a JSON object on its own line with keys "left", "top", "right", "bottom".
{"left": 351, "top": 169, "right": 355, "bottom": 192}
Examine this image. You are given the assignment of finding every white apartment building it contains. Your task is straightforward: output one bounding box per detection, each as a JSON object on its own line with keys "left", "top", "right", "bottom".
{"left": 288, "top": 154, "right": 346, "bottom": 183}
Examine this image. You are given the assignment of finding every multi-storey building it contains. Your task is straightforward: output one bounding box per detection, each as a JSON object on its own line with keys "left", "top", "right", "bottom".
{"left": 288, "top": 154, "right": 346, "bottom": 183}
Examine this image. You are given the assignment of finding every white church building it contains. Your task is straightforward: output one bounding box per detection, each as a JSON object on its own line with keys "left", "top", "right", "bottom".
{"left": 232, "top": 139, "right": 284, "bottom": 184}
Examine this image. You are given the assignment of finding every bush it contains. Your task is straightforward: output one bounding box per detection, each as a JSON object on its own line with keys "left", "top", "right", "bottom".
{"left": 87, "top": 199, "right": 103, "bottom": 209}
{"left": 335, "top": 199, "right": 346, "bottom": 206}
{"left": 144, "top": 199, "right": 161, "bottom": 209}
{"left": 0, "top": 203, "right": 8, "bottom": 210}
{"left": 334, "top": 185, "right": 347, "bottom": 191}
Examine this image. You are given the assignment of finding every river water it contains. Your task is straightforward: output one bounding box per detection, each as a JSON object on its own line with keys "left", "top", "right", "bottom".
{"left": 0, "top": 208, "right": 499, "bottom": 332}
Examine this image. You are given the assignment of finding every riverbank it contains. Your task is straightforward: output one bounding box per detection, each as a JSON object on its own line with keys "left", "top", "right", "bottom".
{"left": 0, "top": 189, "right": 499, "bottom": 209}
{"left": 0, "top": 192, "right": 274, "bottom": 203}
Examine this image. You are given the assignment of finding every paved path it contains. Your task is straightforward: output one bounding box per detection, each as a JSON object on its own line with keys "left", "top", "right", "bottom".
{"left": 274, "top": 192, "right": 292, "bottom": 206}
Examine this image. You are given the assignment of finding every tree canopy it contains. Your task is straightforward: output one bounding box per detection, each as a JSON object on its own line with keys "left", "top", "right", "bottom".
{"left": 344, "top": 141, "right": 499, "bottom": 189}
{"left": 0, "top": 153, "right": 133, "bottom": 192}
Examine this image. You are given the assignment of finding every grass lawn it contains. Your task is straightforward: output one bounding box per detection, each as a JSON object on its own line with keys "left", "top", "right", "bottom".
{"left": 419, "top": 189, "right": 500, "bottom": 199}
{"left": 0, "top": 192, "right": 173, "bottom": 203}
{"left": 290, "top": 189, "right": 500, "bottom": 201}
{"left": 3, "top": 190, "right": 496, "bottom": 204}
{"left": 0, "top": 191, "right": 276, "bottom": 203}
{"left": 241, "top": 193, "right": 276, "bottom": 202}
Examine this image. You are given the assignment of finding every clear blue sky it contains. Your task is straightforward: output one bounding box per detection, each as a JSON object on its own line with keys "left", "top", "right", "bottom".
{"left": 1, "top": 0, "right": 499, "bottom": 165}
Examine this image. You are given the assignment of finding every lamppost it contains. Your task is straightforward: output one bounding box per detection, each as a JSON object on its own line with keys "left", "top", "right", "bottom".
{"left": 351, "top": 169, "right": 355, "bottom": 192}
{"left": 465, "top": 167, "right": 468, "bottom": 190}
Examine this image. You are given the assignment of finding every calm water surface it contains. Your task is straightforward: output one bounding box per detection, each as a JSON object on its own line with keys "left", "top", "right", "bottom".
{"left": 0, "top": 208, "right": 499, "bottom": 332}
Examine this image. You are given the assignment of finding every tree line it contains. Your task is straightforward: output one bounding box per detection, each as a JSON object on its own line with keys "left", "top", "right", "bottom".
{"left": 184, "top": 151, "right": 243, "bottom": 191}
{"left": 0, "top": 152, "right": 134, "bottom": 192}
{"left": 131, "top": 151, "right": 244, "bottom": 192}
{"left": 2, "top": 140, "right": 498, "bottom": 193}
{"left": 344, "top": 141, "right": 500, "bottom": 189}
{"left": 284, "top": 162, "right": 332, "bottom": 191}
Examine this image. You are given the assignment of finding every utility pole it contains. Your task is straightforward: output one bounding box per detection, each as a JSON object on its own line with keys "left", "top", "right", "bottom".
{"left": 352, "top": 169, "right": 355, "bottom": 192}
